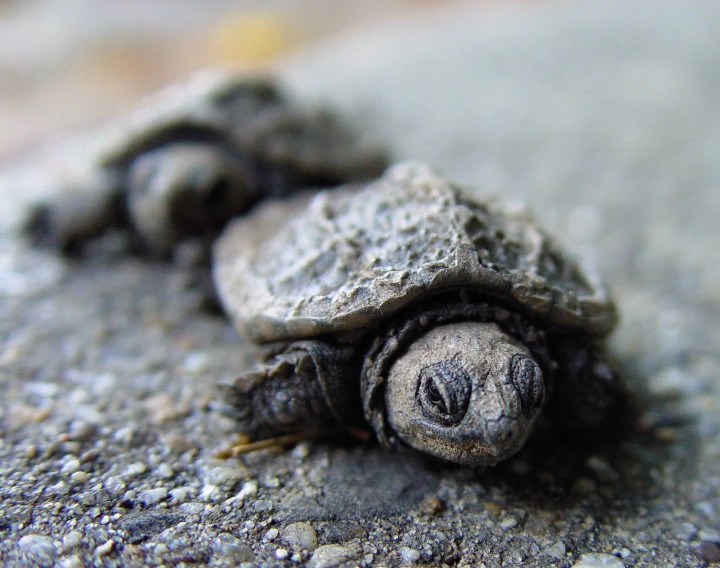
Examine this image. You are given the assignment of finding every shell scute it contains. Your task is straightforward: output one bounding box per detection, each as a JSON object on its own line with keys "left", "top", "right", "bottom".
{"left": 213, "top": 163, "right": 617, "bottom": 343}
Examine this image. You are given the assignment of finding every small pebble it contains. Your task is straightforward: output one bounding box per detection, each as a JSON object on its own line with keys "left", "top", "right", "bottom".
{"left": 420, "top": 496, "right": 445, "bottom": 516}
{"left": 227, "top": 480, "right": 258, "bottom": 505}
{"left": 49, "top": 481, "right": 70, "bottom": 496}
{"left": 169, "top": 486, "right": 195, "bottom": 503}
{"left": 673, "top": 522, "right": 698, "bottom": 541}
{"left": 155, "top": 463, "right": 174, "bottom": 479}
{"left": 18, "top": 534, "right": 57, "bottom": 561}
{"left": 505, "top": 549, "right": 524, "bottom": 564}
{"left": 95, "top": 540, "right": 114, "bottom": 556}
{"left": 140, "top": 487, "right": 168, "bottom": 505}
{"left": 182, "top": 351, "right": 210, "bottom": 373}
{"left": 144, "top": 393, "right": 182, "bottom": 423}
{"left": 67, "top": 420, "right": 96, "bottom": 442}
{"left": 265, "top": 528, "right": 279, "bottom": 541}
{"left": 275, "top": 548, "right": 289, "bottom": 560}
{"left": 70, "top": 471, "right": 90, "bottom": 484}
{"left": 203, "top": 465, "right": 247, "bottom": 487}
{"left": 123, "top": 462, "right": 147, "bottom": 477}
{"left": 572, "top": 553, "right": 624, "bottom": 567}
{"left": 500, "top": 517, "right": 518, "bottom": 530}
{"left": 200, "top": 483, "right": 222, "bottom": 502}
{"left": 113, "top": 427, "right": 135, "bottom": 445}
{"left": 307, "top": 543, "right": 362, "bottom": 568}
{"left": 62, "top": 530, "right": 83, "bottom": 550}
{"left": 694, "top": 541, "right": 720, "bottom": 563}
{"left": 399, "top": 546, "right": 421, "bottom": 563}
{"left": 291, "top": 442, "right": 310, "bottom": 459}
{"left": 104, "top": 476, "right": 126, "bottom": 495}
{"left": 62, "top": 441, "right": 82, "bottom": 455}
{"left": 180, "top": 502, "right": 204, "bottom": 515}
{"left": 79, "top": 449, "right": 99, "bottom": 463}
{"left": 699, "top": 528, "right": 720, "bottom": 544}
{"left": 61, "top": 458, "right": 81, "bottom": 475}
{"left": 696, "top": 501, "right": 715, "bottom": 517}
{"left": 253, "top": 499, "right": 273, "bottom": 513}
{"left": 58, "top": 555, "right": 83, "bottom": 568}
{"left": 282, "top": 521, "right": 318, "bottom": 551}
{"left": 542, "top": 541, "right": 566, "bottom": 560}
{"left": 24, "top": 381, "right": 59, "bottom": 398}
{"left": 263, "top": 475, "right": 281, "bottom": 488}
{"left": 212, "top": 533, "right": 255, "bottom": 563}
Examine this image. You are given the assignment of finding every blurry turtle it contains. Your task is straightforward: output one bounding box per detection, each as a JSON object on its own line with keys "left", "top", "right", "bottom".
{"left": 215, "top": 163, "right": 632, "bottom": 466}
{"left": 24, "top": 70, "right": 388, "bottom": 257}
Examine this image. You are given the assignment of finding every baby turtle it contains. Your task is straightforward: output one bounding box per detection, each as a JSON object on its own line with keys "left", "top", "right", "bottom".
{"left": 25, "top": 70, "right": 387, "bottom": 256}
{"left": 216, "top": 163, "right": 632, "bottom": 466}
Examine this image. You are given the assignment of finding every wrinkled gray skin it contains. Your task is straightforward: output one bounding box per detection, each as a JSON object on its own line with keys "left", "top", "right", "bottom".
{"left": 217, "top": 163, "right": 633, "bottom": 466}
{"left": 384, "top": 322, "right": 544, "bottom": 465}
{"left": 24, "top": 71, "right": 388, "bottom": 257}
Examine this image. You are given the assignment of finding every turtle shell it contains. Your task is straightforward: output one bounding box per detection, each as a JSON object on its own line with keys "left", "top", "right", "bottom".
{"left": 213, "top": 162, "right": 617, "bottom": 344}
{"left": 92, "top": 69, "right": 386, "bottom": 183}
{"left": 92, "top": 70, "right": 281, "bottom": 168}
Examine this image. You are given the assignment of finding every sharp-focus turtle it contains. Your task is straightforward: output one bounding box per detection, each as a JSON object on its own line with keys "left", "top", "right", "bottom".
{"left": 216, "top": 162, "right": 632, "bottom": 466}
{"left": 25, "top": 70, "right": 388, "bottom": 256}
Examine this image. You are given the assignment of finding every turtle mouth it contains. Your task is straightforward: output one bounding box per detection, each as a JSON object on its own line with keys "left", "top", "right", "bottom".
{"left": 392, "top": 410, "right": 534, "bottom": 467}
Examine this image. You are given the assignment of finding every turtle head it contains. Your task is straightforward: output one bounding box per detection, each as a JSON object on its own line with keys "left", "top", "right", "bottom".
{"left": 384, "top": 321, "right": 545, "bottom": 466}
{"left": 126, "top": 143, "right": 256, "bottom": 252}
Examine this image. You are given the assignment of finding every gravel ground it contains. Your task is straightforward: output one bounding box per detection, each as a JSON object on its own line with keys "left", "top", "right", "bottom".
{"left": 1, "top": 0, "right": 720, "bottom": 567}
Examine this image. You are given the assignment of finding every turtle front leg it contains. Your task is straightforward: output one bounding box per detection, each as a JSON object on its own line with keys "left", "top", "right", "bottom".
{"left": 221, "top": 340, "right": 362, "bottom": 440}
{"left": 24, "top": 172, "right": 126, "bottom": 254}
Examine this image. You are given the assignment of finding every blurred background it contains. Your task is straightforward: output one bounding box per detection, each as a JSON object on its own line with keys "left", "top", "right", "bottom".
{"left": 0, "top": 0, "right": 486, "bottom": 165}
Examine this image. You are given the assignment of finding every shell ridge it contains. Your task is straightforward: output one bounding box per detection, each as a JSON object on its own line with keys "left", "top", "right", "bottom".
{"left": 217, "top": 163, "right": 618, "bottom": 343}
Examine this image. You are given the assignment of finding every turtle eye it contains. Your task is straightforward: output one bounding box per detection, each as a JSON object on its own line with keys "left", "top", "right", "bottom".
{"left": 510, "top": 355, "right": 544, "bottom": 416}
{"left": 425, "top": 379, "right": 448, "bottom": 414}
{"left": 417, "top": 359, "right": 471, "bottom": 426}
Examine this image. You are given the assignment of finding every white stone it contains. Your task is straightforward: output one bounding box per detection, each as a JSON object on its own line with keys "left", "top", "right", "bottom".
{"left": 307, "top": 543, "right": 363, "bottom": 568}
{"left": 572, "top": 553, "right": 624, "bottom": 568}
{"left": 399, "top": 546, "right": 421, "bottom": 563}
{"left": 140, "top": 487, "right": 168, "bottom": 505}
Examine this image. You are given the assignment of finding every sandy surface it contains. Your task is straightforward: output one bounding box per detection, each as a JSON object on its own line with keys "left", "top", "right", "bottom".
{"left": 1, "top": 0, "right": 719, "bottom": 566}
